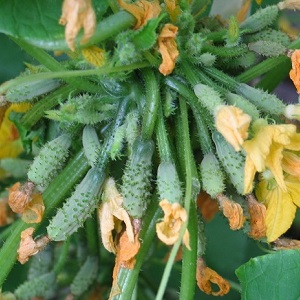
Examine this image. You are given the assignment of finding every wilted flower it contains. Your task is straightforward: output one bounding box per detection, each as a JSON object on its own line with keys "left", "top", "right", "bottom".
{"left": 118, "top": 0, "right": 161, "bottom": 29}
{"left": 196, "top": 257, "right": 230, "bottom": 296}
{"left": 98, "top": 178, "right": 134, "bottom": 253}
{"left": 17, "top": 227, "right": 50, "bottom": 264}
{"left": 156, "top": 199, "right": 190, "bottom": 249}
{"left": 158, "top": 24, "right": 179, "bottom": 76}
{"left": 8, "top": 182, "right": 35, "bottom": 214}
{"left": 246, "top": 194, "right": 266, "bottom": 239}
{"left": 289, "top": 49, "right": 300, "bottom": 93}
{"left": 217, "top": 194, "right": 245, "bottom": 230}
{"left": 59, "top": 0, "right": 96, "bottom": 51}
{"left": 22, "top": 193, "right": 45, "bottom": 224}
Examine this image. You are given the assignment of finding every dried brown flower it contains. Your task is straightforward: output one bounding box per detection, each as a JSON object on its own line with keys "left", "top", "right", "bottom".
{"left": 59, "top": 0, "right": 96, "bottom": 51}
{"left": 8, "top": 182, "right": 34, "bottom": 214}
{"left": 158, "top": 24, "right": 179, "bottom": 76}
{"left": 118, "top": 0, "right": 161, "bottom": 29}
{"left": 246, "top": 194, "right": 266, "bottom": 239}
{"left": 273, "top": 238, "right": 300, "bottom": 250}
{"left": 196, "top": 258, "right": 231, "bottom": 296}
{"left": 17, "top": 227, "right": 50, "bottom": 264}
{"left": 0, "top": 197, "right": 14, "bottom": 226}
{"left": 289, "top": 49, "right": 300, "bottom": 93}
{"left": 217, "top": 194, "right": 245, "bottom": 230}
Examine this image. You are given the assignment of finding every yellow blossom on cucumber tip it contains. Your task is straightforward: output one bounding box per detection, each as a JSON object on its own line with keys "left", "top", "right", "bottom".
{"left": 242, "top": 119, "right": 300, "bottom": 194}
{"left": 156, "top": 199, "right": 191, "bottom": 250}
{"left": 215, "top": 105, "right": 251, "bottom": 151}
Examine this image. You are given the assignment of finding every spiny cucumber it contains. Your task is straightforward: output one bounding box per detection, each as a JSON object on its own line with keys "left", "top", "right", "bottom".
{"left": 70, "top": 256, "right": 98, "bottom": 296}
{"left": 157, "top": 162, "right": 183, "bottom": 204}
{"left": 27, "top": 134, "right": 72, "bottom": 192}
{"left": 121, "top": 137, "right": 154, "bottom": 218}
{"left": 47, "top": 167, "right": 105, "bottom": 241}
{"left": 6, "top": 79, "right": 60, "bottom": 103}
{"left": 14, "top": 272, "right": 56, "bottom": 300}
{"left": 236, "top": 83, "right": 286, "bottom": 116}
{"left": 194, "top": 83, "right": 224, "bottom": 115}
{"left": 240, "top": 5, "right": 279, "bottom": 33}
{"left": 248, "top": 40, "right": 286, "bottom": 57}
{"left": 212, "top": 132, "right": 245, "bottom": 195}
{"left": 225, "top": 92, "right": 260, "bottom": 120}
{"left": 200, "top": 153, "right": 225, "bottom": 198}
{"left": 82, "top": 125, "right": 101, "bottom": 167}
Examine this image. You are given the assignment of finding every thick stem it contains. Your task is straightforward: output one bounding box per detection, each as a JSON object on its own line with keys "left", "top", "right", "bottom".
{"left": 141, "top": 69, "right": 160, "bottom": 141}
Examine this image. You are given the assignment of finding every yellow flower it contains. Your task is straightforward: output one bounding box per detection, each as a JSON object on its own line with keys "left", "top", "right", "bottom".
{"left": 0, "top": 103, "right": 30, "bottom": 159}
{"left": 243, "top": 119, "right": 300, "bottom": 194}
{"left": 158, "top": 23, "right": 179, "bottom": 76}
{"left": 118, "top": 0, "right": 161, "bottom": 29}
{"left": 215, "top": 105, "right": 251, "bottom": 151}
{"left": 59, "top": 0, "right": 96, "bottom": 51}
{"left": 256, "top": 170, "right": 300, "bottom": 242}
{"left": 156, "top": 199, "right": 190, "bottom": 249}
{"left": 289, "top": 49, "right": 300, "bottom": 93}
{"left": 98, "top": 178, "right": 134, "bottom": 254}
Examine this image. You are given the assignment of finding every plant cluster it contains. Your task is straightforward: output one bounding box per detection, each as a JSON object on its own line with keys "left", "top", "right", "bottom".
{"left": 1, "top": 0, "right": 300, "bottom": 299}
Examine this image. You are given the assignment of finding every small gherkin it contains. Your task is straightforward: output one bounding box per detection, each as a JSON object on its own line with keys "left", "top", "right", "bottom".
{"left": 27, "top": 134, "right": 72, "bottom": 192}
{"left": 212, "top": 132, "right": 245, "bottom": 195}
{"left": 200, "top": 153, "right": 225, "bottom": 198}
{"left": 121, "top": 137, "right": 154, "bottom": 218}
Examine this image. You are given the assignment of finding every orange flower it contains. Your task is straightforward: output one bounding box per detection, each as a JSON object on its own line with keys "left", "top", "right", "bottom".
{"left": 215, "top": 105, "right": 251, "bottom": 151}
{"left": 118, "top": 0, "right": 161, "bottom": 29}
{"left": 196, "top": 258, "right": 230, "bottom": 296}
{"left": 156, "top": 199, "right": 190, "bottom": 249}
{"left": 59, "top": 0, "right": 96, "bottom": 51}
{"left": 246, "top": 194, "right": 266, "bottom": 239}
{"left": 289, "top": 49, "right": 300, "bottom": 93}
{"left": 158, "top": 24, "right": 179, "bottom": 76}
{"left": 8, "top": 182, "right": 35, "bottom": 214}
{"left": 17, "top": 227, "right": 50, "bottom": 264}
{"left": 217, "top": 194, "right": 245, "bottom": 230}
{"left": 109, "top": 230, "right": 140, "bottom": 299}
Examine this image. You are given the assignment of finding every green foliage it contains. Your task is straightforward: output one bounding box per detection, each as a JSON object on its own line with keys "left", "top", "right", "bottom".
{"left": 236, "top": 250, "right": 300, "bottom": 299}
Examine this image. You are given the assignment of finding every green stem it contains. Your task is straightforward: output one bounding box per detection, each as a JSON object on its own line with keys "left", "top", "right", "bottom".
{"left": 141, "top": 69, "right": 160, "bottom": 140}
{"left": 114, "top": 201, "right": 162, "bottom": 300}
{"left": 11, "top": 38, "right": 101, "bottom": 94}
{"left": 227, "top": 279, "right": 242, "bottom": 293}
{"left": 53, "top": 238, "right": 71, "bottom": 274}
{"left": 155, "top": 104, "right": 172, "bottom": 162}
{"left": 180, "top": 201, "right": 198, "bottom": 300}
{"left": 156, "top": 98, "right": 199, "bottom": 300}
{"left": 0, "top": 221, "right": 21, "bottom": 246}
{"left": 165, "top": 77, "right": 214, "bottom": 154}
{"left": 0, "top": 62, "right": 150, "bottom": 95}
{"left": 0, "top": 150, "right": 89, "bottom": 286}
{"left": 21, "top": 84, "right": 75, "bottom": 129}
{"left": 202, "top": 66, "right": 239, "bottom": 91}
{"left": 236, "top": 56, "right": 288, "bottom": 83}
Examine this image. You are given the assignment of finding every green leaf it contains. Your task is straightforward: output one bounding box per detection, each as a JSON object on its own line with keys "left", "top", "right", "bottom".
{"left": 0, "top": 0, "right": 108, "bottom": 50}
{"left": 132, "top": 14, "right": 165, "bottom": 51}
{"left": 236, "top": 250, "right": 300, "bottom": 299}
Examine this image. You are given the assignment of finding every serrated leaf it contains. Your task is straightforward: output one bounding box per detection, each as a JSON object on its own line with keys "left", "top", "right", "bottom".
{"left": 0, "top": 0, "right": 108, "bottom": 50}
{"left": 236, "top": 250, "right": 300, "bottom": 299}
